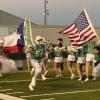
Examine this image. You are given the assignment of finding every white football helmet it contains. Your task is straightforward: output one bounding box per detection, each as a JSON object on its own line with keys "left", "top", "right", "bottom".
{"left": 34, "top": 36, "right": 45, "bottom": 44}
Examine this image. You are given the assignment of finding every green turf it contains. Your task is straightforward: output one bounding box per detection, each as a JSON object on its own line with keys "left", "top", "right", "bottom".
{"left": 0, "top": 63, "right": 100, "bottom": 100}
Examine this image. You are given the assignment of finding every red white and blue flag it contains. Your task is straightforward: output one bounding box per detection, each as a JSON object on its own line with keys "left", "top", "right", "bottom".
{"left": 59, "top": 10, "right": 96, "bottom": 46}
{"left": 3, "top": 23, "right": 25, "bottom": 54}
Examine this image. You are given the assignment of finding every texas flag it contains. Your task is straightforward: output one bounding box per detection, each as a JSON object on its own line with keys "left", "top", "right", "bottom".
{"left": 3, "top": 23, "right": 25, "bottom": 54}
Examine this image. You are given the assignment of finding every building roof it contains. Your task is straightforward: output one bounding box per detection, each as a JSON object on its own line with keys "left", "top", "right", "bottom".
{"left": 0, "top": 10, "right": 37, "bottom": 26}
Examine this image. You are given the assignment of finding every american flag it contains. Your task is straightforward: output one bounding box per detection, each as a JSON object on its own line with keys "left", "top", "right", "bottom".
{"left": 59, "top": 11, "right": 96, "bottom": 46}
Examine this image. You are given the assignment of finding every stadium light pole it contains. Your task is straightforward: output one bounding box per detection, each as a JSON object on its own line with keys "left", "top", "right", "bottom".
{"left": 43, "top": 0, "right": 49, "bottom": 25}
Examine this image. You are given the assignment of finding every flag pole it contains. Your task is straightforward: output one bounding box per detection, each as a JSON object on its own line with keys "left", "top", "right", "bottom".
{"left": 29, "top": 19, "right": 34, "bottom": 46}
{"left": 84, "top": 7, "right": 100, "bottom": 43}
{"left": 24, "top": 19, "right": 30, "bottom": 71}
{"left": 24, "top": 18, "right": 27, "bottom": 46}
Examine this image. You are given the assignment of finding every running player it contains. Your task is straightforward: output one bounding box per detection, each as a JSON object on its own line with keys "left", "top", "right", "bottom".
{"left": 28, "top": 36, "right": 47, "bottom": 91}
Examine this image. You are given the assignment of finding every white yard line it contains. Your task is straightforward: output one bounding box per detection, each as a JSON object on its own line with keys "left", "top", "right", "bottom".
{"left": 20, "top": 88, "right": 100, "bottom": 98}
{"left": 39, "top": 98, "right": 55, "bottom": 100}
{"left": 6, "top": 92, "right": 24, "bottom": 95}
{"left": 14, "top": 69, "right": 54, "bottom": 73}
{"left": 0, "top": 93, "right": 26, "bottom": 100}
{"left": 0, "top": 76, "right": 72, "bottom": 83}
{"left": 0, "top": 79, "right": 30, "bottom": 83}
{"left": 0, "top": 89, "right": 12, "bottom": 92}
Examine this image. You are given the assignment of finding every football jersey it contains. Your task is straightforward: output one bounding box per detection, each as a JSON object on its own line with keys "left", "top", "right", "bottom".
{"left": 31, "top": 44, "right": 45, "bottom": 61}
{"left": 83, "top": 42, "right": 95, "bottom": 55}
{"left": 54, "top": 47, "right": 65, "bottom": 57}
{"left": 76, "top": 46, "right": 84, "bottom": 57}
{"left": 44, "top": 43, "right": 50, "bottom": 50}
{"left": 95, "top": 53, "right": 100, "bottom": 61}
{"left": 67, "top": 46, "right": 76, "bottom": 55}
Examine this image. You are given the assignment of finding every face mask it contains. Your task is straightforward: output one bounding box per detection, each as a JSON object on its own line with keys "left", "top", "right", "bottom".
{"left": 37, "top": 40, "right": 44, "bottom": 44}
{"left": 57, "top": 42, "right": 63, "bottom": 47}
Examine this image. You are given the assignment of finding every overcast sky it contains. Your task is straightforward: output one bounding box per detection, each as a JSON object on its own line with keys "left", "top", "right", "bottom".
{"left": 0, "top": 0, "right": 100, "bottom": 26}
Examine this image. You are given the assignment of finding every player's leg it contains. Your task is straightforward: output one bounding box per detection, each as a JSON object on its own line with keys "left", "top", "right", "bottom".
{"left": 58, "top": 63, "right": 62, "bottom": 77}
{"left": 54, "top": 62, "right": 59, "bottom": 77}
{"left": 40, "top": 62, "right": 47, "bottom": 80}
{"left": 77, "top": 63, "right": 82, "bottom": 80}
{"left": 29, "top": 60, "right": 42, "bottom": 91}
{"left": 67, "top": 61, "right": 75, "bottom": 79}
{"left": 67, "top": 55, "right": 76, "bottom": 79}
{"left": 42, "top": 58, "right": 48, "bottom": 76}
{"left": 77, "top": 57, "right": 85, "bottom": 81}
{"left": 85, "top": 54, "right": 94, "bottom": 82}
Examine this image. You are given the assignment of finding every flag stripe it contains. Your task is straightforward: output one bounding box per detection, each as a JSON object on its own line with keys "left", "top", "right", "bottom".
{"left": 63, "top": 24, "right": 76, "bottom": 34}
{"left": 70, "top": 31, "right": 95, "bottom": 42}
{"left": 59, "top": 10, "right": 96, "bottom": 46}
{"left": 3, "top": 46, "right": 22, "bottom": 54}
{"left": 79, "top": 27, "right": 91, "bottom": 38}
{"left": 80, "top": 30, "right": 94, "bottom": 41}
{"left": 70, "top": 27, "right": 93, "bottom": 41}
{"left": 59, "top": 24, "right": 74, "bottom": 34}
{"left": 72, "top": 36, "right": 96, "bottom": 46}
{"left": 68, "top": 35, "right": 79, "bottom": 39}
{"left": 71, "top": 34, "right": 96, "bottom": 44}
{"left": 3, "top": 33, "right": 18, "bottom": 47}
{"left": 66, "top": 28, "right": 78, "bottom": 35}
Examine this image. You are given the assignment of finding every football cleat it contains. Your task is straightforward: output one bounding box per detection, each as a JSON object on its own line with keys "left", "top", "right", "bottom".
{"left": 41, "top": 75, "right": 47, "bottom": 81}
{"left": 29, "top": 84, "right": 34, "bottom": 91}
{"left": 85, "top": 78, "right": 89, "bottom": 82}
{"left": 71, "top": 74, "right": 75, "bottom": 79}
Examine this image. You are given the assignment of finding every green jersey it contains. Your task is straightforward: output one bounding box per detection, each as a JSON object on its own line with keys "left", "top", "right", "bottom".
{"left": 54, "top": 47, "right": 62, "bottom": 57}
{"left": 95, "top": 53, "right": 100, "bottom": 61}
{"left": 76, "top": 46, "right": 84, "bottom": 57}
{"left": 67, "top": 46, "right": 76, "bottom": 55}
{"left": 48, "top": 49, "right": 55, "bottom": 60}
{"left": 61, "top": 47, "right": 68, "bottom": 58}
{"left": 54, "top": 47, "right": 64, "bottom": 57}
{"left": 31, "top": 44, "right": 45, "bottom": 61}
{"left": 83, "top": 42, "right": 95, "bottom": 55}
{"left": 44, "top": 43, "right": 50, "bottom": 50}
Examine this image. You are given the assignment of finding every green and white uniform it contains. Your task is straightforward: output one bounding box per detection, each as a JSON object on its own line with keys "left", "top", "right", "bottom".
{"left": 54, "top": 47, "right": 65, "bottom": 63}
{"left": 30, "top": 43, "right": 46, "bottom": 89}
{"left": 42, "top": 43, "right": 50, "bottom": 63}
{"left": 31, "top": 44, "right": 45, "bottom": 61}
{"left": 67, "top": 46, "right": 76, "bottom": 61}
{"left": 83, "top": 42, "right": 95, "bottom": 62}
{"left": 83, "top": 42, "right": 94, "bottom": 55}
{"left": 76, "top": 46, "right": 85, "bottom": 64}
{"left": 95, "top": 53, "right": 100, "bottom": 62}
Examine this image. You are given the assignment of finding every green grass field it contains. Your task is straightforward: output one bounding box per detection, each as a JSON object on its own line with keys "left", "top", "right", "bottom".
{"left": 0, "top": 62, "right": 100, "bottom": 100}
